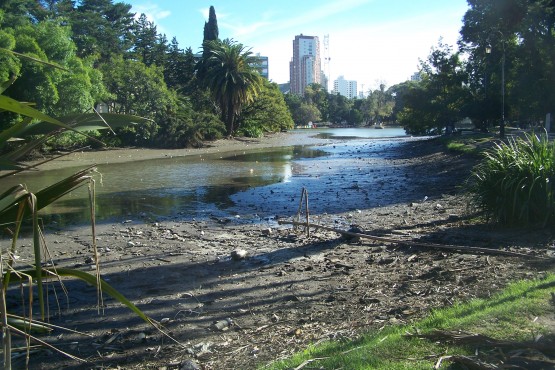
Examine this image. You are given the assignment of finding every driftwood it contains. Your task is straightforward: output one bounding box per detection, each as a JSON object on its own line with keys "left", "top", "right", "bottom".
{"left": 277, "top": 220, "right": 545, "bottom": 259}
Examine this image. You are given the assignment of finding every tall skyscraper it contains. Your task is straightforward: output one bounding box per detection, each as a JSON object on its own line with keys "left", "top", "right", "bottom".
{"left": 290, "top": 35, "right": 322, "bottom": 95}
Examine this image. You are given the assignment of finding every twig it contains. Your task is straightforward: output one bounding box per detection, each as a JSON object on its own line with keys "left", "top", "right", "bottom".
{"left": 277, "top": 220, "right": 546, "bottom": 259}
{"left": 293, "top": 357, "right": 330, "bottom": 370}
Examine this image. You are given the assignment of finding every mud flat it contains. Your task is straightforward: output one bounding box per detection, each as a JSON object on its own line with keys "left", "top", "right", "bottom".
{"left": 6, "top": 135, "right": 555, "bottom": 369}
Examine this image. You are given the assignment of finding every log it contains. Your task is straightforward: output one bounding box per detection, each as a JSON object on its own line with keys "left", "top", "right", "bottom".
{"left": 277, "top": 220, "right": 545, "bottom": 259}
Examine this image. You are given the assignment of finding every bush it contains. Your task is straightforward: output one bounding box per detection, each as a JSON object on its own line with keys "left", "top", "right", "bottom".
{"left": 469, "top": 131, "right": 555, "bottom": 227}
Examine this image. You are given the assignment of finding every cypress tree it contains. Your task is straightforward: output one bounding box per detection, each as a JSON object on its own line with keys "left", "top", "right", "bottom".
{"left": 203, "top": 6, "right": 219, "bottom": 43}
{"left": 197, "top": 5, "right": 219, "bottom": 81}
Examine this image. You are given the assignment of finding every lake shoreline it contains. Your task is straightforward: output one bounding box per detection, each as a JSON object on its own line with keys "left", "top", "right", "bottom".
{"left": 25, "top": 131, "right": 334, "bottom": 171}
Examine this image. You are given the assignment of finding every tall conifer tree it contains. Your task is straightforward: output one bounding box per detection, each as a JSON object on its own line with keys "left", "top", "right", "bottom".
{"left": 197, "top": 5, "right": 220, "bottom": 81}
{"left": 203, "top": 6, "right": 219, "bottom": 43}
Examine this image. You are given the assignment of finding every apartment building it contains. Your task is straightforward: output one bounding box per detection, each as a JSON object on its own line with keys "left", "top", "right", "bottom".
{"left": 289, "top": 34, "right": 322, "bottom": 95}
{"left": 333, "top": 75, "right": 357, "bottom": 99}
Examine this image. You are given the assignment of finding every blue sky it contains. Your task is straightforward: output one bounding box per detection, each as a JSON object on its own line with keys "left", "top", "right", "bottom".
{"left": 124, "top": 0, "right": 469, "bottom": 92}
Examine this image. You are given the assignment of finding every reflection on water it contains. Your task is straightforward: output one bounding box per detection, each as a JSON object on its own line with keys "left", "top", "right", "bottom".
{"left": 4, "top": 146, "right": 328, "bottom": 226}
{"left": 4, "top": 128, "right": 408, "bottom": 226}
{"left": 295, "top": 126, "right": 407, "bottom": 139}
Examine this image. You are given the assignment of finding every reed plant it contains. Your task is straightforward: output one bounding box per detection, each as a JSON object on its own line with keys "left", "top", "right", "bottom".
{"left": 0, "top": 49, "right": 159, "bottom": 368}
{"left": 469, "top": 131, "right": 554, "bottom": 227}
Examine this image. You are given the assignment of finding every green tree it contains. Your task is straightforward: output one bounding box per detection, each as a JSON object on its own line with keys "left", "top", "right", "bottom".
{"left": 399, "top": 41, "right": 469, "bottom": 135}
{"left": 202, "top": 38, "right": 263, "bottom": 136}
{"left": 304, "top": 83, "right": 329, "bottom": 121}
{"left": 132, "top": 13, "right": 159, "bottom": 65}
{"left": 460, "top": 0, "right": 555, "bottom": 131}
{"left": 203, "top": 5, "right": 219, "bottom": 43}
{"left": 238, "top": 79, "right": 294, "bottom": 136}
{"left": 100, "top": 55, "right": 178, "bottom": 145}
{"left": 328, "top": 93, "right": 352, "bottom": 124}
{"left": 0, "top": 17, "right": 107, "bottom": 126}
{"left": 197, "top": 5, "right": 220, "bottom": 81}
{"left": 164, "top": 38, "right": 191, "bottom": 91}
{"left": 64, "top": 0, "right": 135, "bottom": 62}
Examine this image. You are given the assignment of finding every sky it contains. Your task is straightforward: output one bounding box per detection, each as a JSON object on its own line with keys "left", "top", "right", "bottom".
{"left": 124, "top": 0, "right": 470, "bottom": 93}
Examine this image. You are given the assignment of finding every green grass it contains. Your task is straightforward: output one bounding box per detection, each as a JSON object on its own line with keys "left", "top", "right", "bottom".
{"left": 439, "top": 133, "right": 493, "bottom": 156}
{"left": 263, "top": 274, "right": 555, "bottom": 369}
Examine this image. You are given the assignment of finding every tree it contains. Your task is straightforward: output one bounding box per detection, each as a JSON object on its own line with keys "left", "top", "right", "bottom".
{"left": 363, "top": 84, "right": 395, "bottom": 125}
{"left": 304, "top": 83, "right": 329, "bottom": 121}
{"left": 196, "top": 5, "right": 219, "bottom": 81}
{"left": 202, "top": 38, "right": 263, "bottom": 136}
{"left": 100, "top": 55, "right": 178, "bottom": 146}
{"left": 65, "top": 0, "right": 135, "bottom": 62}
{"left": 0, "top": 16, "right": 107, "bottom": 125}
{"left": 459, "top": 0, "right": 555, "bottom": 130}
{"left": 203, "top": 5, "right": 219, "bottom": 43}
{"left": 164, "top": 38, "right": 192, "bottom": 91}
{"left": 328, "top": 93, "right": 352, "bottom": 124}
{"left": 132, "top": 13, "right": 159, "bottom": 66}
{"left": 399, "top": 41, "right": 469, "bottom": 135}
{"left": 238, "top": 79, "right": 294, "bottom": 136}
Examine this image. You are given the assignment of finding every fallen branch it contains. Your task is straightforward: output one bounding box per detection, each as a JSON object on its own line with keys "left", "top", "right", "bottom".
{"left": 277, "top": 220, "right": 545, "bottom": 259}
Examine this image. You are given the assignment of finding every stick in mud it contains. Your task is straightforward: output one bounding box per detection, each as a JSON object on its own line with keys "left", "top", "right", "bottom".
{"left": 277, "top": 220, "right": 547, "bottom": 259}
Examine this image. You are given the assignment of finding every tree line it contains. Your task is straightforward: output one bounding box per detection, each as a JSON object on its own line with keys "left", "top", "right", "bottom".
{"left": 1, "top": 0, "right": 553, "bottom": 147}
{"left": 0, "top": 1, "right": 293, "bottom": 150}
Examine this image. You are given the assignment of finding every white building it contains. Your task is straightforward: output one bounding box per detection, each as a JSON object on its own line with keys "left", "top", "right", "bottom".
{"left": 333, "top": 76, "right": 357, "bottom": 99}
{"left": 290, "top": 34, "right": 322, "bottom": 95}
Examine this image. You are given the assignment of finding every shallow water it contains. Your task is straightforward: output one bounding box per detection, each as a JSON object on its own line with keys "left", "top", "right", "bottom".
{"left": 6, "top": 128, "right": 410, "bottom": 226}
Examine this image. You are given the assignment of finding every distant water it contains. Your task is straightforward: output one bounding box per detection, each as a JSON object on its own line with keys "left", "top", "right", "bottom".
{"left": 293, "top": 126, "right": 407, "bottom": 139}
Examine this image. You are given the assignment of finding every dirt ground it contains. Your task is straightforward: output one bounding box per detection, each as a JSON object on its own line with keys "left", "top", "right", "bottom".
{"left": 6, "top": 135, "right": 555, "bottom": 369}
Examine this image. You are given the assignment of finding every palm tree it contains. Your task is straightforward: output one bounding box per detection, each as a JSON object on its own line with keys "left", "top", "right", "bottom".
{"left": 202, "top": 38, "right": 263, "bottom": 136}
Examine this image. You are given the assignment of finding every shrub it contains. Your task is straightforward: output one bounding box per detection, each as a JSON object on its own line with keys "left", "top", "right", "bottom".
{"left": 469, "top": 131, "right": 555, "bottom": 227}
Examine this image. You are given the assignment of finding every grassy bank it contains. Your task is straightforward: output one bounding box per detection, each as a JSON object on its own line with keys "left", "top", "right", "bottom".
{"left": 264, "top": 273, "right": 555, "bottom": 369}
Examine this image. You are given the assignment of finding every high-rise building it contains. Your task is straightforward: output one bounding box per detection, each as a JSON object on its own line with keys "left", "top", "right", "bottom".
{"left": 254, "top": 54, "right": 269, "bottom": 79}
{"left": 333, "top": 76, "right": 357, "bottom": 99}
{"left": 289, "top": 34, "right": 322, "bottom": 95}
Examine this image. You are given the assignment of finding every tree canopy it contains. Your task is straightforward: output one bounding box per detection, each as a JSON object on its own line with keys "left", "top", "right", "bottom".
{"left": 0, "top": 2, "right": 292, "bottom": 149}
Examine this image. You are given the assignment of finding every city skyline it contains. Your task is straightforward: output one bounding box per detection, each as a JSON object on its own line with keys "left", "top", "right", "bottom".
{"left": 124, "top": 0, "right": 469, "bottom": 91}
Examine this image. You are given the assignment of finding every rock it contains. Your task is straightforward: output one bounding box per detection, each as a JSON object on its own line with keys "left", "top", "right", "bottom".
{"left": 260, "top": 228, "right": 272, "bottom": 236}
{"left": 211, "top": 318, "right": 233, "bottom": 331}
{"left": 231, "top": 249, "right": 248, "bottom": 261}
{"left": 180, "top": 359, "right": 201, "bottom": 370}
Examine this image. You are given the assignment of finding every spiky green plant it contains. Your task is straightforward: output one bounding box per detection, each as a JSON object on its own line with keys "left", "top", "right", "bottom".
{"left": 0, "top": 51, "right": 159, "bottom": 368}
{"left": 469, "top": 131, "right": 555, "bottom": 227}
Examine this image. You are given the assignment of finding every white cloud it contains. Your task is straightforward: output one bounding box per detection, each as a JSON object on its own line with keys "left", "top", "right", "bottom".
{"left": 130, "top": 3, "right": 173, "bottom": 38}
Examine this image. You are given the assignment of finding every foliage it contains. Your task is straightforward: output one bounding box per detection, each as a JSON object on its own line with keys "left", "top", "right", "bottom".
{"left": 202, "top": 38, "right": 263, "bottom": 136}
{"left": 362, "top": 84, "right": 395, "bottom": 125}
{"left": 0, "top": 53, "right": 156, "bottom": 367}
{"left": 398, "top": 41, "right": 469, "bottom": 135}
{"left": 469, "top": 131, "right": 555, "bottom": 227}
{"left": 459, "top": 0, "right": 555, "bottom": 130}
{"left": 238, "top": 80, "right": 294, "bottom": 137}
{"left": 203, "top": 5, "right": 219, "bottom": 43}
{"left": 99, "top": 55, "right": 178, "bottom": 146}
{"left": 156, "top": 99, "right": 224, "bottom": 147}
